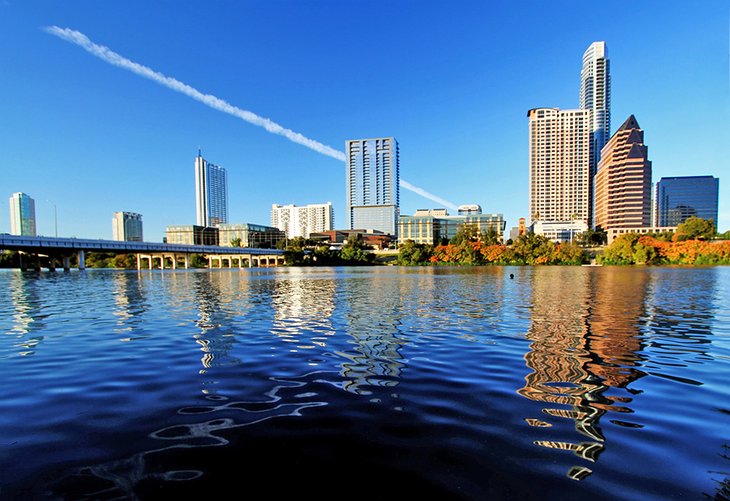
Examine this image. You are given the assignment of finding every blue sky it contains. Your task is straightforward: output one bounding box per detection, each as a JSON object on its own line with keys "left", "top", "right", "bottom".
{"left": 1, "top": 1, "right": 728, "bottom": 241}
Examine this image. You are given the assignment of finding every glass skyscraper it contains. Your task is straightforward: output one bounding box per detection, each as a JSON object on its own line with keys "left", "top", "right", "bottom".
{"left": 580, "top": 41, "right": 611, "bottom": 225}
{"left": 346, "top": 137, "right": 399, "bottom": 236}
{"left": 654, "top": 176, "right": 719, "bottom": 228}
{"left": 9, "top": 192, "right": 36, "bottom": 236}
{"left": 195, "top": 149, "right": 228, "bottom": 227}
{"left": 112, "top": 211, "right": 144, "bottom": 242}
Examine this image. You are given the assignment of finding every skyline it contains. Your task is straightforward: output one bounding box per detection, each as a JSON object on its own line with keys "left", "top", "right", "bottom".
{"left": 1, "top": 2, "right": 728, "bottom": 241}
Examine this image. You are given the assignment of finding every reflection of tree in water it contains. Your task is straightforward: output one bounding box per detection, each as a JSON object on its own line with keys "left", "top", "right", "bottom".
{"left": 5, "top": 271, "right": 47, "bottom": 356}
{"left": 338, "top": 274, "right": 406, "bottom": 395}
{"left": 518, "top": 268, "right": 648, "bottom": 480}
{"left": 111, "top": 272, "right": 150, "bottom": 340}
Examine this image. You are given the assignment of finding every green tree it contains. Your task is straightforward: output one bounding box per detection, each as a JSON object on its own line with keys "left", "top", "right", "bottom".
{"left": 450, "top": 224, "right": 482, "bottom": 245}
{"left": 397, "top": 240, "right": 432, "bottom": 265}
{"left": 575, "top": 228, "right": 607, "bottom": 247}
{"left": 230, "top": 237, "right": 242, "bottom": 247}
{"left": 675, "top": 217, "right": 715, "bottom": 241}
{"left": 599, "top": 234, "right": 639, "bottom": 264}
{"left": 0, "top": 251, "right": 20, "bottom": 268}
{"left": 511, "top": 233, "right": 556, "bottom": 265}
{"left": 340, "top": 234, "right": 374, "bottom": 264}
{"left": 190, "top": 254, "right": 208, "bottom": 268}
{"left": 112, "top": 253, "right": 137, "bottom": 269}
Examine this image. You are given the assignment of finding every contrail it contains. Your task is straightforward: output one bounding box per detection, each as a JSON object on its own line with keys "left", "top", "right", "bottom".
{"left": 44, "top": 26, "right": 458, "bottom": 210}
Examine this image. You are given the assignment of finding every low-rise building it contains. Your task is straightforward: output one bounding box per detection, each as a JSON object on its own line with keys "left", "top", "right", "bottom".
{"left": 531, "top": 220, "right": 588, "bottom": 243}
{"left": 397, "top": 210, "right": 506, "bottom": 245}
{"left": 218, "top": 223, "right": 285, "bottom": 248}
{"left": 606, "top": 226, "right": 676, "bottom": 244}
{"left": 165, "top": 225, "right": 219, "bottom": 246}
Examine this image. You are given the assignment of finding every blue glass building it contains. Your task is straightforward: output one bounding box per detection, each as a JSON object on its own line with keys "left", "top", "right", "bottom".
{"left": 654, "top": 176, "right": 719, "bottom": 228}
{"left": 346, "top": 138, "right": 399, "bottom": 236}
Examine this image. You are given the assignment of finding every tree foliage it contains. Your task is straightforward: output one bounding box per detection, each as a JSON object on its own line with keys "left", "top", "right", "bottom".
{"left": 674, "top": 217, "right": 716, "bottom": 241}
{"left": 598, "top": 233, "right": 730, "bottom": 265}
{"left": 397, "top": 240, "right": 433, "bottom": 266}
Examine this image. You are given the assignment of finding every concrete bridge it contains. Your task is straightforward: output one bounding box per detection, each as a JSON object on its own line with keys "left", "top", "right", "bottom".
{"left": 0, "top": 234, "right": 285, "bottom": 271}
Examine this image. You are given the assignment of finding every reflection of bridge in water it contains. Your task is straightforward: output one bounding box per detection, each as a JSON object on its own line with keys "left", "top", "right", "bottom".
{"left": 0, "top": 234, "right": 284, "bottom": 271}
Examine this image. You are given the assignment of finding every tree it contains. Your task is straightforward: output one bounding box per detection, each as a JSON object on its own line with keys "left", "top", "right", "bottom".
{"left": 340, "top": 234, "right": 374, "bottom": 264}
{"left": 674, "top": 217, "right": 715, "bottom": 241}
{"left": 450, "top": 224, "right": 482, "bottom": 245}
{"left": 575, "top": 228, "right": 607, "bottom": 247}
{"left": 230, "top": 237, "right": 242, "bottom": 247}
{"left": 397, "top": 240, "right": 433, "bottom": 265}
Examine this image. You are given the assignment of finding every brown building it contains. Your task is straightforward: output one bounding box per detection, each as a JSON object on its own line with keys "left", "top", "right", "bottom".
{"left": 593, "top": 115, "right": 652, "bottom": 231}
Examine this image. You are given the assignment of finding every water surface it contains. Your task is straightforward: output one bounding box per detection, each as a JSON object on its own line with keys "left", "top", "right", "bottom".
{"left": 0, "top": 266, "right": 728, "bottom": 499}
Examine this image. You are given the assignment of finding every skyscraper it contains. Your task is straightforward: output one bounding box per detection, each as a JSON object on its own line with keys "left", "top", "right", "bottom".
{"left": 112, "top": 211, "right": 144, "bottom": 242}
{"left": 346, "top": 137, "right": 399, "bottom": 235}
{"left": 580, "top": 41, "right": 611, "bottom": 225}
{"left": 195, "top": 149, "right": 228, "bottom": 227}
{"left": 593, "top": 115, "right": 652, "bottom": 231}
{"left": 654, "top": 176, "right": 719, "bottom": 228}
{"left": 528, "top": 108, "right": 591, "bottom": 226}
{"left": 271, "top": 202, "right": 334, "bottom": 239}
{"left": 9, "top": 192, "right": 36, "bottom": 236}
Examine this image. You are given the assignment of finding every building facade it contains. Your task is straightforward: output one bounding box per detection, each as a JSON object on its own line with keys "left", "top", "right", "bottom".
{"left": 531, "top": 220, "right": 588, "bottom": 243}
{"left": 346, "top": 137, "right": 399, "bottom": 236}
{"left": 593, "top": 115, "right": 652, "bottom": 231}
{"left": 580, "top": 41, "right": 611, "bottom": 221}
{"left": 397, "top": 211, "right": 506, "bottom": 245}
{"left": 165, "top": 225, "right": 219, "bottom": 246}
{"left": 195, "top": 149, "right": 229, "bottom": 227}
{"left": 9, "top": 192, "right": 36, "bottom": 236}
{"left": 654, "top": 176, "right": 719, "bottom": 228}
{"left": 218, "top": 223, "right": 286, "bottom": 248}
{"left": 112, "top": 211, "right": 144, "bottom": 242}
{"left": 528, "top": 108, "right": 591, "bottom": 226}
{"left": 271, "top": 202, "right": 334, "bottom": 239}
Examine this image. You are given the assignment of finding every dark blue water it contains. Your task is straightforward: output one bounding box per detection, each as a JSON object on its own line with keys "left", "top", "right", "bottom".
{"left": 0, "top": 266, "right": 728, "bottom": 500}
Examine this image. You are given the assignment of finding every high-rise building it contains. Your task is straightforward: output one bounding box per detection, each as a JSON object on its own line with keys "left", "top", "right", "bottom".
{"left": 271, "top": 202, "right": 334, "bottom": 239}
{"left": 9, "top": 192, "right": 36, "bottom": 236}
{"left": 112, "top": 211, "right": 144, "bottom": 242}
{"left": 654, "top": 176, "right": 719, "bottom": 228}
{"left": 580, "top": 41, "right": 611, "bottom": 224}
{"left": 195, "top": 149, "right": 228, "bottom": 227}
{"left": 346, "top": 137, "right": 399, "bottom": 236}
{"left": 593, "top": 115, "right": 652, "bottom": 231}
{"left": 528, "top": 108, "right": 591, "bottom": 226}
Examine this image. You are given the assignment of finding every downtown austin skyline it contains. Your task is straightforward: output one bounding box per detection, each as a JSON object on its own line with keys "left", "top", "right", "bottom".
{"left": 1, "top": 1, "right": 727, "bottom": 241}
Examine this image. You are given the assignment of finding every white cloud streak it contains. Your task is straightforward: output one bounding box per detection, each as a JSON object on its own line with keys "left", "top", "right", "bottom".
{"left": 44, "top": 26, "right": 458, "bottom": 210}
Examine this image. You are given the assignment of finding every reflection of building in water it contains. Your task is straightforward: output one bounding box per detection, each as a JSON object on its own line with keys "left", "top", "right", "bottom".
{"left": 112, "top": 272, "right": 150, "bottom": 339}
{"left": 8, "top": 271, "right": 45, "bottom": 355}
{"left": 270, "top": 270, "right": 337, "bottom": 349}
{"left": 339, "top": 274, "right": 406, "bottom": 395}
{"left": 518, "top": 267, "right": 648, "bottom": 479}
{"left": 188, "top": 272, "right": 242, "bottom": 375}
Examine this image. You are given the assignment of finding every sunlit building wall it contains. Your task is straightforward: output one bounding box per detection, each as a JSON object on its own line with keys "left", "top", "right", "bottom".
{"left": 9, "top": 192, "right": 36, "bottom": 236}
{"left": 528, "top": 108, "right": 591, "bottom": 227}
{"left": 271, "top": 202, "right": 334, "bottom": 239}
{"left": 112, "top": 211, "right": 144, "bottom": 242}
{"left": 195, "top": 149, "right": 229, "bottom": 227}
{"left": 654, "top": 176, "right": 719, "bottom": 228}
{"left": 346, "top": 137, "right": 399, "bottom": 236}
{"left": 398, "top": 211, "right": 506, "bottom": 245}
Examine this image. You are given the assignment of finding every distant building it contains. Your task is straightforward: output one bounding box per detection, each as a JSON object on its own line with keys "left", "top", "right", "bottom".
{"left": 531, "top": 220, "right": 588, "bottom": 243}
{"left": 654, "top": 176, "right": 719, "bottom": 228}
{"left": 593, "top": 115, "right": 652, "bottom": 231}
{"left": 580, "top": 41, "right": 611, "bottom": 220}
{"left": 9, "top": 192, "right": 36, "bottom": 236}
{"left": 195, "top": 149, "right": 228, "bottom": 227}
{"left": 607, "top": 226, "right": 677, "bottom": 245}
{"left": 218, "top": 223, "right": 285, "bottom": 248}
{"left": 528, "top": 108, "right": 591, "bottom": 227}
{"left": 397, "top": 211, "right": 506, "bottom": 245}
{"left": 509, "top": 217, "right": 527, "bottom": 242}
{"left": 310, "top": 229, "right": 392, "bottom": 249}
{"left": 166, "top": 225, "right": 219, "bottom": 246}
{"left": 112, "top": 211, "right": 144, "bottom": 242}
{"left": 413, "top": 208, "right": 450, "bottom": 217}
{"left": 271, "top": 202, "right": 334, "bottom": 239}
{"left": 346, "top": 137, "right": 399, "bottom": 236}
{"left": 458, "top": 204, "right": 482, "bottom": 215}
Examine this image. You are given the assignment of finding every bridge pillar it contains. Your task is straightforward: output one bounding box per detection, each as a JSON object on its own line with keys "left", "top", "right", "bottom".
{"left": 249, "top": 255, "right": 253, "bottom": 268}
{"left": 48, "top": 257, "right": 57, "bottom": 272}
{"left": 136, "top": 254, "right": 141, "bottom": 270}
{"left": 184, "top": 254, "right": 189, "bottom": 269}
{"left": 78, "top": 250, "right": 86, "bottom": 270}
{"left": 63, "top": 256, "right": 71, "bottom": 272}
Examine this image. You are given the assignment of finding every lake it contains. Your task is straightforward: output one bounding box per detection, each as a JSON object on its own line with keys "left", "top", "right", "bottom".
{"left": 0, "top": 266, "right": 728, "bottom": 500}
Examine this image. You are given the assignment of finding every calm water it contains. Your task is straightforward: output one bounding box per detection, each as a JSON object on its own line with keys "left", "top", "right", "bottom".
{"left": 0, "top": 266, "right": 728, "bottom": 500}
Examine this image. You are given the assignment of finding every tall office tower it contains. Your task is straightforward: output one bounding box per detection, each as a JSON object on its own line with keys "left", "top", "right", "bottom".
{"left": 593, "top": 115, "right": 652, "bottom": 231}
{"left": 655, "top": 175, "right": 719, "bottom": 228}
{"left": 580, "top": 41, "right": 611, "bottom": 225}
{"left": 346, "top": 137, "right": 400, "bottom": 235}
{"left": 528, "top": 108, "right": 591, "bottom": 225}
{"left": 112, "top": 211, "right": 144, "bottom": 242}
{"left": 271, "top": 202, "right": 334, "bottom": 239}
{"left": 195, "top": 149, "right": 228, "bottom": 227}
{"left": 9, "top": 192, "right": 36, "bottom": 236}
